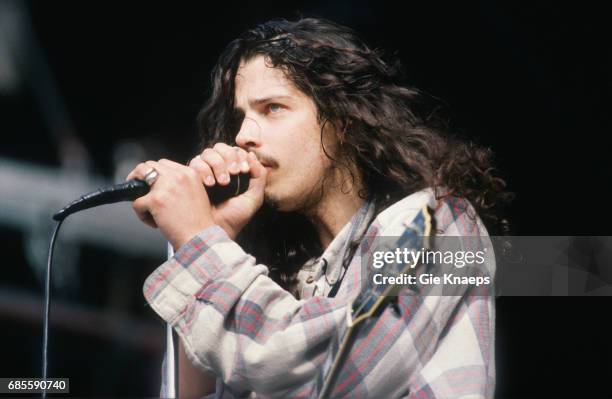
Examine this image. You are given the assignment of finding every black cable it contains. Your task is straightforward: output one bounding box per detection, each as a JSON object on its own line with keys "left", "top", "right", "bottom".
{"left": 42, "top": 219, "right": 63, "bottom": 399}
{"left": 42, "top": 171, "right": 250, "bottom": 398}
{"left": 53, "top": 174, "right": 249, "bottom": 221}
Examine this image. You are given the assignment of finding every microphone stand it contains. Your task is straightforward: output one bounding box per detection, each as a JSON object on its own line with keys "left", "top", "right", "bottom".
{"left": 44, "top": 172, "right": 249, "bottom": 398}
{"left": 165, "top": 243, "right": 177, "bottom": 398}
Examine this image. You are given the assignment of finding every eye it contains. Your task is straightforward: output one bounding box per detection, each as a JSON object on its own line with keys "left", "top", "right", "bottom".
{"left": 266, "top": 103, "right": 284, "bottom": 114}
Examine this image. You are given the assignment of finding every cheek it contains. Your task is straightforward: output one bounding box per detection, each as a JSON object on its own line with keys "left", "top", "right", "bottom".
{"left": 288, "top": 145, "right": 329, "bottom": 178}
{"left": 270, "top": 110, "right": 331, "bottom": 172}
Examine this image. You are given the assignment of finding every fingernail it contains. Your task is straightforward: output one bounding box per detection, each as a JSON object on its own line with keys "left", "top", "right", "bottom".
{"left": 205, "top": 175, "right": 215, "bottom": 185}
{"left": 229, "top": 162, "right": 239, "bottom": 173}
{"left": 241, "top": 161, "right": 249, "bottom": 170}
{"left": 220, "top": 173, "right": 229, "bottom": 183}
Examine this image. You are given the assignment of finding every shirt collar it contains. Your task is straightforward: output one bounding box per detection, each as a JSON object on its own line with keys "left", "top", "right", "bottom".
{"left": 313, "top": 188, "right": 439, "bottom": 286}
{"left": 316, "top": 200, "right": 375, "bottom": 285}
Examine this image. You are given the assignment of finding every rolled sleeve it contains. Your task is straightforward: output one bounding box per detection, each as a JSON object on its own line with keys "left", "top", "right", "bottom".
{"left": 143, "top": 225, "right": 267, "bottom": 327}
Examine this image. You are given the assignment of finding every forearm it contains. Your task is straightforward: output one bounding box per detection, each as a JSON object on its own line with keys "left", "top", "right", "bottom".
{"left": 178, "top": 340, "right": 216, "bottom": 399}
{"left": 144, "top": 226, "right": 345, "bottom": 396}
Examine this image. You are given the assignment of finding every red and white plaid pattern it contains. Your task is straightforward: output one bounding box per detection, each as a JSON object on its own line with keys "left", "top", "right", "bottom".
{"left": 147, "top": 188, "right": 496, "bottom": 398}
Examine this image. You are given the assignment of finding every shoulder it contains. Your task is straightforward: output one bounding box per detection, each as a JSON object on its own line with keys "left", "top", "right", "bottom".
{"left": 368, "top": 187, "right": 497, "bottom": 279}
{"left": 372, "top": 187, "right": 491, "bottom": 238}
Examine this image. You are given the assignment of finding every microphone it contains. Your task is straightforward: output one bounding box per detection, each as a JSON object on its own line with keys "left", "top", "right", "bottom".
{"left": 52, "top": 172, "right": 250, "bottom": 221}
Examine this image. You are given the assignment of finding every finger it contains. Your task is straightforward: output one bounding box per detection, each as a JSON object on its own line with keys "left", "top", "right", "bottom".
{"left": 157, "top": 158, "right": 185, "bottom": 171}
{"left": 126, "top": 162, "right": 153, "bottom": 181}
{"left": 236, "top": 152, "right": 266, "bottom": 208}
{"left": 128, "top": 160, "right": 177, "bottom": 188}
{"left": 247, "top": 151, "right": 266, "bottom": 179}
{"left": 143, "top": 160, "right": 172, "bottom": 184}
{"left": 154, "top": 159, "right": 201, "bottom": 189}
{"left": 235, "top": 147, "right": 250, "bottom": 173}
{"left": 189, "top": 156, "right": 216, "bottom": 187}
{"left": 126, "top": 160, "right": 169, "bottom": 182}
{"left": 201, "top": 148, "right": 230, "bottom": 185}
{"left": 132, "top": 197, "right": 158, "bottom": 228}
{"left": 213, "top": 142, "right": 241, "bottom": 174}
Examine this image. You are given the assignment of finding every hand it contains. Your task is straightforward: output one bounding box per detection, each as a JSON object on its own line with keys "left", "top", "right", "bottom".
{"left": 189, "top": 143, "right": 267, "bottom": 239}
{"left": 126, "top": 159, "right": 216, "bottom": 251}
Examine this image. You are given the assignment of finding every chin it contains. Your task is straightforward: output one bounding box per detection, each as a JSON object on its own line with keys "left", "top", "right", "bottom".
{"left": 264, "top": 189, "right": 299, "bottom": 212}
{"left": 263, "top": 196, "right": 281, "bottom": 211}
{"left": 263, "top": 187, "right": 284, "bottom": 211}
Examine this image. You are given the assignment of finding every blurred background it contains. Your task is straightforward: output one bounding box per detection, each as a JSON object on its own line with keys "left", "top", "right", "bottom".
{"left": 0, "top": 1, "right": 610, "bottom": 397}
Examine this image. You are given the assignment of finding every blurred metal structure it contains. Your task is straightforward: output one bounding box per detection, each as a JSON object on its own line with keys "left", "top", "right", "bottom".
{"left": 0, "top": 0, "right": 22, "bottom": 94}
{"left": 0, "top": 0, "right": 91, "bottom": 171}
{"left": 0, "top": 156, "right": 166, "bottom": 257}
{"left": 0, "top": 285, "right": 163, "bottom": 352}
{"left": 1, "top": 2, "right": 170, "bottom": 388}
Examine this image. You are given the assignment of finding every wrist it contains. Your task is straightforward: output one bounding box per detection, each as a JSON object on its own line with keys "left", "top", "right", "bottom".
{"left": 171, "top": 220, "right": 216, "bottom": 251}
{"left": 217, "top": 222, "right": 240, "bottom": 241}
{"left": 213, "top": 217, "right": 247, "bottom": 241}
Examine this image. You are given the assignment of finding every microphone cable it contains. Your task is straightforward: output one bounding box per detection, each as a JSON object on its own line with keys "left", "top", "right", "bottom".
{"left": 40, "top": 172, "right": 249, "bottom": 398}
{"left": 41, "top": 219, "right": 62, "bottom": 399}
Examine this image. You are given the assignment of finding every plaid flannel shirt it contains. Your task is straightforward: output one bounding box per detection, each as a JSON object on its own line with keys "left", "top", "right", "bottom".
{"left": 145, "top": 188, "right": 496, "bottom": 398}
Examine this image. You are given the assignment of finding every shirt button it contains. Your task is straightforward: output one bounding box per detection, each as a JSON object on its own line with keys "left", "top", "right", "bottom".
{"left": 306, "top": 276, "right": 315, "bottom": 284}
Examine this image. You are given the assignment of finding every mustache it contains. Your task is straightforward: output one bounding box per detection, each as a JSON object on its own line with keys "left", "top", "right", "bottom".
{"left": 250, "top": 151, "right": 278, "bottom": 167}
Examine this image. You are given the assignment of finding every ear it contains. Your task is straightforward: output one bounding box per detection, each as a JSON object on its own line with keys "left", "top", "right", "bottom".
{"left": 337, "top": 118, "right": 351, "bottom": 145}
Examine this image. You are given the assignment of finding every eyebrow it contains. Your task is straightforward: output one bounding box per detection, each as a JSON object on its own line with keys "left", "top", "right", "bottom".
{"left": 234, "top": 95, "right": 294, "bottom": 111}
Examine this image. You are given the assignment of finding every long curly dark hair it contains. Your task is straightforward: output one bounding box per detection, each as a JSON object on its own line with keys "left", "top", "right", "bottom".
{"left": 197, "top": 18, "right": 513, "bottom": 296}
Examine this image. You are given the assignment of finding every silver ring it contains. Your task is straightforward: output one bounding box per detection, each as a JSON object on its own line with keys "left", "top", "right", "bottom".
{"left": 144, "top": 167, "right": 159, "bottom": 186}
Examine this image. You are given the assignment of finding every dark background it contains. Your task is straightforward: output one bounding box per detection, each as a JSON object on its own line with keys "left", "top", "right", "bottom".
{"left": 1, "top": 1, "right": 610, "bottom": 397}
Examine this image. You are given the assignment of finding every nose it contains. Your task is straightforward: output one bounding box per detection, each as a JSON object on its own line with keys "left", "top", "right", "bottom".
{"left": 235, "top": 117, "right": 262, "bottom": 149}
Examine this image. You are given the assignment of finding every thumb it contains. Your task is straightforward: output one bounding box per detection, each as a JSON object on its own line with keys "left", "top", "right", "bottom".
{"left": 245, "top": 152, "right": 267, "bottom": 197}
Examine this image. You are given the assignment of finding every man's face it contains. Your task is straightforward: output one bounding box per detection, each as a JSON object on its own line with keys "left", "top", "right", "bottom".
{"left": 234, "top": 55, "right": 338, "bottom": 212}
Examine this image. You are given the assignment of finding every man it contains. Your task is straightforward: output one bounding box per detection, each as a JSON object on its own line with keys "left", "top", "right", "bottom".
{"left": 127, "top": 18, "right": 508, "bottom": 398}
